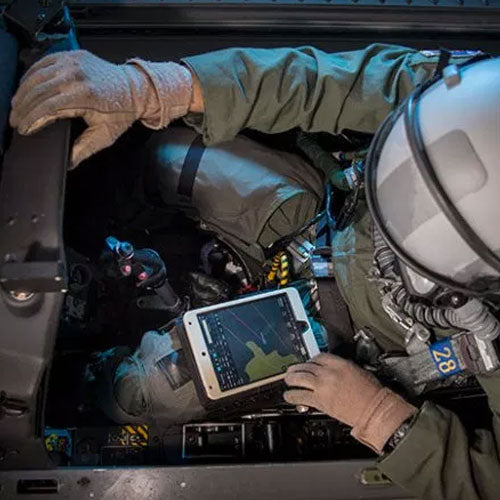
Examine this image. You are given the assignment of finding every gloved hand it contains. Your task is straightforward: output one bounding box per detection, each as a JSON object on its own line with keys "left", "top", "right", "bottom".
{"left": 284, "top": 353, "right": 417, "bottom": 453}
{"left": 10, "top": 50, "right": 193, "bottom": 168}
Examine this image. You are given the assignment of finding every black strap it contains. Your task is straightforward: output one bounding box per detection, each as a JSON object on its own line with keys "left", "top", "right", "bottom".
{"left": 177, "top": 134, "right": 205, "bottom": 199}
{"left": 433, "top": 49, "right": 452, "bottom": 79}
{"left": 316, "top": 278, "right": 355, "bottom": 348}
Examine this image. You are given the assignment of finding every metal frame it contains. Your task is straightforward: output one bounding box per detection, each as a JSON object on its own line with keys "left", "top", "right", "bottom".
{"left": 66, "top": 0, "right": 500, "bottom": 34}
{"left": 0, "top": 461, "right": 413, "bottom": 499}
{"left": 0, "top": 3, "right": 77, "bottom": 472}
{"left": 0, "top": 123, "right": 70, "bottom": 471}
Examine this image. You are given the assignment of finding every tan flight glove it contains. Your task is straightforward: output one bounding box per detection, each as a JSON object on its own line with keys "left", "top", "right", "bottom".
{"left": 10, "top": 50, "right": 193, "bottom": 168}
{"left": 284, "top": 353, "right": 417, "bottom": 454}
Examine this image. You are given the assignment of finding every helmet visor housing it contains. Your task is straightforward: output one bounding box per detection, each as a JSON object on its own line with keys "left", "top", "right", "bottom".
{"left": 366, "top": 57, "right": 500, "bottom": 295}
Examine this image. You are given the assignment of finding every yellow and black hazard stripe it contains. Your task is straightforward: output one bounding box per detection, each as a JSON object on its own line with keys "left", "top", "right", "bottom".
{"left": 267, "top": 251, "right": 291, "bottom": 287}
{"left": 267, "top": 251, "right": 283, "bottom": 283}
{"left": 121, "top": 424, "right": 149, "bottom": 447}
{"left": 278, "top": 252, "right": 290, "bottom": 286}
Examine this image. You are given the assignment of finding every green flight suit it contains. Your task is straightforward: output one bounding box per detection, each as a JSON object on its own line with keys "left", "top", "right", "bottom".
{"left": 182, "top": 44, "right": 500, "bottom": 500}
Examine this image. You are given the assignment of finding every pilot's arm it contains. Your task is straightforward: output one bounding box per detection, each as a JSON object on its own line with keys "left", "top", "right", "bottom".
{"left": 287, "top": 354, "right": 500, "bottom": 500}
{"left": 181, "top": 44, "right": 437, "bottom": 143}
{"left": 10, "top": 44, "right": 437, "bottom": 167}
{"left": 379, "top": 371, "right": 500, "bottom": 500}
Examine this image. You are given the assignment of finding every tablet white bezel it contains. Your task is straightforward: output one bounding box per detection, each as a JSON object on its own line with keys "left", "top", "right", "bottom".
{"left": 182, "top": 287, "right": 320, "bottom": 401}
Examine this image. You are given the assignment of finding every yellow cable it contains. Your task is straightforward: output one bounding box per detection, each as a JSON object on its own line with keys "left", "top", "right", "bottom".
{"left": 267, "top": 251, "right": 283, "bottom": 282}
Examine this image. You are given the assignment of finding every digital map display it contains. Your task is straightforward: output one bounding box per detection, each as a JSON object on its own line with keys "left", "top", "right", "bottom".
{"left": 198, "top": 293, "right": 308, "bottom": 391}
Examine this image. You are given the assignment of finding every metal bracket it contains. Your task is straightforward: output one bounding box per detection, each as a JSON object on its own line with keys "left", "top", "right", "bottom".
{"left": 359, "top": 467, "right": 392, "bottom": 486}
{"left": 0, "top": 261, "right": 66, "bottom": 293}
{"left": 0, "top": 124, "right": 70, "bottom": 295}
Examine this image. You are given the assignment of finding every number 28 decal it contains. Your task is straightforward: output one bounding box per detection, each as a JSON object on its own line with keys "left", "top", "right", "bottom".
{"left": 429, "top": 340, "right": 462, "bottom": 378}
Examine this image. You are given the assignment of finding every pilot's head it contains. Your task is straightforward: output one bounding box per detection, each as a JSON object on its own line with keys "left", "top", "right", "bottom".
{"left": 365, "top": 57, "right": 500, "bottom": 300}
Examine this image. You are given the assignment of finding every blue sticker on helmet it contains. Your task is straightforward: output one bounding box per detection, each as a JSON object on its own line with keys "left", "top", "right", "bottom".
{"left": 429, "top": 339, "right": 463, "bottom": 378}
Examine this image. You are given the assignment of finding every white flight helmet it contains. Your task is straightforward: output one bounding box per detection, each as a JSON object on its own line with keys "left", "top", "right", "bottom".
{"left": 366, "top": 55, "right": 500, "bottom": 296}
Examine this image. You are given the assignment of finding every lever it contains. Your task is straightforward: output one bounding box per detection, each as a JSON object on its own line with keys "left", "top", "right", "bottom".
{"left": 104, "top": 236, "right": 183, "bottom": 316}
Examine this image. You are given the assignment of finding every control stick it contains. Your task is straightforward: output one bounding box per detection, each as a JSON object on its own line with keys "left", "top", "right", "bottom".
{"left": 105, "top": 236, "right": 183, "bottom": 316}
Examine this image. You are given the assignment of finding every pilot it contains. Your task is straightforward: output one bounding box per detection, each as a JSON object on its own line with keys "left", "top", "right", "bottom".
{"left": 10, "top": 45, "right": 500, "bottom": 500}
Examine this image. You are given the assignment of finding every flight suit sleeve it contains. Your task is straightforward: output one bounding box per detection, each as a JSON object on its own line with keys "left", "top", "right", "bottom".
{"left": 378, "top": 372, "right": 500, "bottom": 500}
{"left": 182, "top": 43, "right": 439, "bottom": 144}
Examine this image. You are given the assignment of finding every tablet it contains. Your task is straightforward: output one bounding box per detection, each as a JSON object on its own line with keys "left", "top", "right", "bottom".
{"left": 182, "top": 287, "right": 320, "bottom": 401}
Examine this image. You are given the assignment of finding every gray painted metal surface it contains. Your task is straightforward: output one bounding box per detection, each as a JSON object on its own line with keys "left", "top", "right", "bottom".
{"left": 0, "top": 460, "right": 413, "bottom": 499}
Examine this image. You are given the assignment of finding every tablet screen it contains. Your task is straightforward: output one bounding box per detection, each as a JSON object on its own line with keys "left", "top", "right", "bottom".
{"left": 197, "top": 292, "right": 309, "bottom": 392}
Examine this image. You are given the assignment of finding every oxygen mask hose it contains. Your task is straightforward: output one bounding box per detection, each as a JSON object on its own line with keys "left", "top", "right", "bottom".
{"left": 372, "top": 227, "right": 500, "bottom": 340}
{"left": 451, "top": 298, "right": 500, "bottom": 341}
